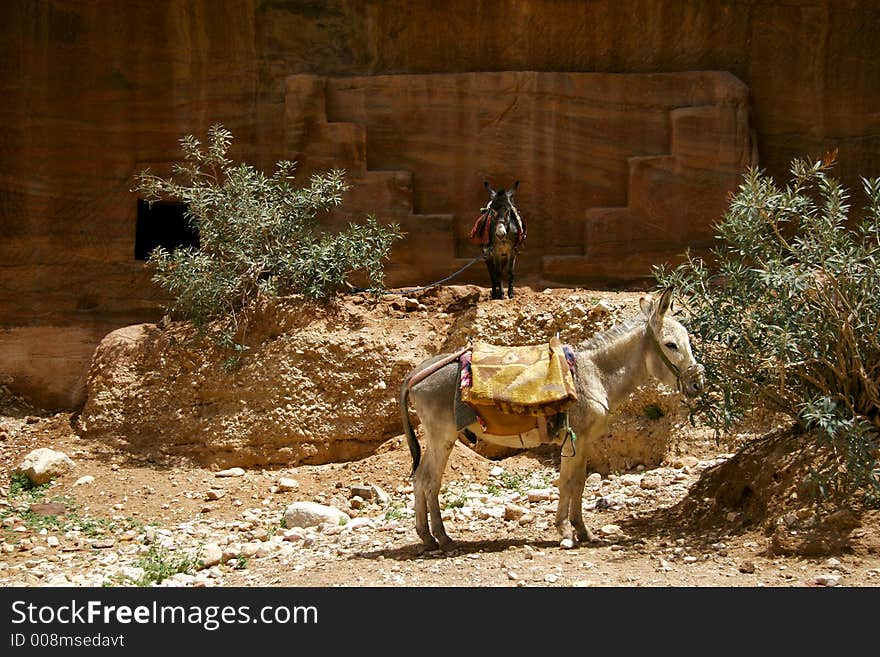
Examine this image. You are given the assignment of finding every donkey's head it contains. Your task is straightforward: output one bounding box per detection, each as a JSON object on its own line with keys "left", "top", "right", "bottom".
{"left": 639, "top": 288, "right": 705, "bottom": 398}
{"left": 483, "top": 180, "right": 519, "bottom": 241}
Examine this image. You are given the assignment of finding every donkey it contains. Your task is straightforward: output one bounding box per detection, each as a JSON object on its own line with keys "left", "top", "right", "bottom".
{"left": 472, "top": 181, "right": 525, "bottom": 300}
{"left": 399, "top": 288, "right": 705, "bottom": 550}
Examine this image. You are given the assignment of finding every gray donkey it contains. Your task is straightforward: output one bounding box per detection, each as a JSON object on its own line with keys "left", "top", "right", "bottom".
{"left": 399, "top": 288, "right": 705, "bottom": 550}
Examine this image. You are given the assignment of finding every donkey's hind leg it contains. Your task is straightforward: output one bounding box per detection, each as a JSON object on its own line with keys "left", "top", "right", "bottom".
{"left": 413, "top": 431, "right": 458, "bottom": 550}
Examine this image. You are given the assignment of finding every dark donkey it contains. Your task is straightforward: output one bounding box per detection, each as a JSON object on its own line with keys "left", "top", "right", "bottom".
{"left": 470, "top": 181, "right": 526, "bottom": 299}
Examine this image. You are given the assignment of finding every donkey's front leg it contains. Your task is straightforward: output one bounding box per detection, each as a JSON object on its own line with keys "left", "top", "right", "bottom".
{"left": 487, "top": 259, "right": 503, "bottom": 300}
{"left": 555, "top": 443, "right": 592, "bottom": 548}
{"left": 505, "top": 254, "right": 516, "bottom": 299}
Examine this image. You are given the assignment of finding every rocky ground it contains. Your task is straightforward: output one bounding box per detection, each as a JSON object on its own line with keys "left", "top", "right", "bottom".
{"left": 1, "top": 287, "right": 879, "bottom": 588}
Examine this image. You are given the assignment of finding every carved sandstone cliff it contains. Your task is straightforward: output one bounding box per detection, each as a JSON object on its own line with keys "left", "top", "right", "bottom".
{"left": 4, "top": 0, "right": 879, "bottom": 409}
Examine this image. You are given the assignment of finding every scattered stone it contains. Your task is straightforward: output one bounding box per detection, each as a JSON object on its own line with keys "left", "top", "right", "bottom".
{"left": 586, "top": 473, "right": 603, "bottom": 486}
{"left": 490, "top": 466, "right": 504, "bottom": 477}
{"left": 544, "top": 573, "right": 559, "bottom": 583}
{"left": 277, "top": 478, "right": 299, "bottom": 492}
{"left": 739, "top": 561, "right": 756, "bottom": 574}
{"left": 347, "top": 518, "right": 374, "bottom": 531}
{"left": 215, "top": 468, "right": 245, "bottom": 478}
{"left": 640, "top": 476, "right": 661, "bottom": 490}
{"left": 15, "top": 448, "right": 74, "bottom": 485}
{"left": 526, "top": 488, "right": 552, "bottom": 502}
{"left": 350, "top": 485, "right": 373, "bottom": 500}
{"left": 600, "top": 524, "right": 622, "bottom": 536}
{"left": 371, "top": 485, "right": 391, "bottom": 505}
{"left": 90, "top": 539, "right": 116, "bottom": 549}
{"left": 29, "top": 502, "right": 66, "bottom": 516}
{"left": 815, "top": 574, "right": 840, "bottom": 587}
{"left": 46, "top": 536, "right": 60, "bottom": 548}
{"left": 349, "top": 496, "right": 366, "bottom": 510}
{"left": 283, "top": 528, "right": 306, "bottom": 542}
{"left": 206, "top": 489, "right": 226, "bottom": 500}
{"left": 74, "top": 475, "right": 95, "bottom": 486}
{"left": 504, "top": 504, "right": 528, "bottom": 521}
{"left": 283, "top": 502, "right": 350, "bottom": 529}
{"left": 825, "top": 558, "right": 841, "bottom": 569}
{"left": 507, "top": 571, "right": 518, "bottom": 581}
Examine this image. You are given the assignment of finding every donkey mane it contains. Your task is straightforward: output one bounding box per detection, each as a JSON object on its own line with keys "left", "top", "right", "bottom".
{"left": 579, "top": 316, "right": 644, "bottom": 351}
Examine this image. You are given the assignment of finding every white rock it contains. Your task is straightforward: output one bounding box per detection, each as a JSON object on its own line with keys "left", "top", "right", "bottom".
{"left": 74, "top": 475, "right": 95, "bottom": 486}
{"left": 586, "top": 473, "right": 602, "bottom": 486}
{"left": 526, "top": 488, "right": 552, "bottom": 502}
{"left": 815, "top": 574, "right": 840, "bottom": 587}
{"left": 240, "top": 542, "right": 260, "bottom": 558}
{"left": 200, "top": 543, "right": 223, "bottom": 568}
{"left": 600, "top": 524, "right": 622, "bottom": 536}
{"left": 46, "top": 536, "right": 60, "bottom": 548}
{"left": 43, "top": 574, "right": 74, "bottom": 587}
{"left": 825, "top": 558, "right": 841, "bottom": 569}
{"left": 490, "top": 466, "right": 504, "bottom": 477}
{"left": 277, "top": 477, "right": 299, "bottom": 492}
{"left": 255, "top": 543, "right": 274, "bottom": 558}
{"left": 284, "top": 502, "right": 350, "bottom": 529}
{"left": 215, "top": 468, "right": 245, "bottom": 478}
{"left": 15, "top": 448, "right": 74, "bottom": 485}
{"left": 283, "top": 528, "right": 306, "bottom": 542}
{"left": 347, "top": 517, "right": 374, "bottom": 531}
{"left": 371, "top": 485, "right": 392, "bottom": 505}
{"left": 544, "top": 573, "right": 559, "bottom": 583}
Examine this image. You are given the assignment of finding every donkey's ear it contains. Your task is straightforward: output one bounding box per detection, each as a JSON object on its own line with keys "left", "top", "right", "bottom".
{"left": 639, "top": 294, "right": 654, "bottom": 318}
{"left": 656, "top": 287, "right": 674, "bottom": 317}
{"left": 509, "top": 180, "right": 520, "bottom": 195}
{"left": 484, "top": 180, "right": 495, "bottom": 196}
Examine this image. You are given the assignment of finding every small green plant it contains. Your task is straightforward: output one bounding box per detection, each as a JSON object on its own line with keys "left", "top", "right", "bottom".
{"left": 499, "top": 471, "right": 526, "bottom": 493}
{"left": 442, "top": 493, "right": 467, "bottom": 509}
{"left": 384, "top": 502, "right": 406, "bottom": 521}
{"left": 338, "top": 515, "right": 348, "bottom": 526}
{"left": 485, "top": 483, "right": 500, "bottom": 496}
{"left": 644, "top": 404, "right": 665, "bottom": 421}
{"left": 656, "top": 153, "right": 880, "bottom": 503}
{"left": 132, "top": 124, "right": 404, "bottom": 346}
{"left": 9, "top": 473, "right": 50, "bottom": 500}
{"left": 133, "top": 544, "right": 199, "bottom": 586}
{"left": 232, "top": 554, "right": 249, "bottom": 570}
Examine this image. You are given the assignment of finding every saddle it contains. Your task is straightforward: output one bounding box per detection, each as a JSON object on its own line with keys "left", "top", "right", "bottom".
{"left": 469, "top": 207, "right": 527, "bottom": 248}
{"left": 459, "top": 337, "right": 577, "bottom": 441}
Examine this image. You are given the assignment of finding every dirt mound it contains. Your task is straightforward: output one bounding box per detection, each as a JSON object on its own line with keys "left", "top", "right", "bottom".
{"left": 75, "top": 286, "right": 695, "bottom": 472}
{"left": 637, "top": 423, "right": 880, "bottom": 557}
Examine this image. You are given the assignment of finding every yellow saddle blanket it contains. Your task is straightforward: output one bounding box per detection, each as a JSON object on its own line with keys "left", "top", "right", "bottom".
{"left": 461, "top": 337, "right": 578, "bottom": 419}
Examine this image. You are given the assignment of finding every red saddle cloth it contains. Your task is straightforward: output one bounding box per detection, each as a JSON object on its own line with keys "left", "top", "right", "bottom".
{"left": 469, "top": 210, "right": 527, "bottom": 247}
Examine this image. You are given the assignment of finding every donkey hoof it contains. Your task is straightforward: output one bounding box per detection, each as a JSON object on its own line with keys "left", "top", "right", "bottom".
{"left": 559, "top": 538, "right": 575, "bottom": 550}
{"left": 576, "top": 528, "right": 598, "bottom": 544}
{"left": 438, "top": 537, "right": 457, "bottom": 552}
{"left": 420, "top": 537, "right": 440, "bottom": 551}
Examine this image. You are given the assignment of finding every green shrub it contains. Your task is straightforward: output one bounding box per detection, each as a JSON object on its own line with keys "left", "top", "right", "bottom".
{"left": 655, "top": 154, "right": 880, "bottom": 502}
{"left": 132, "top": 124, "right": 403, "bottom": 339}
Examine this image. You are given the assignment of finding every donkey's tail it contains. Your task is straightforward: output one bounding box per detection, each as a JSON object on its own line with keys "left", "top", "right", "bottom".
{"left": 399, "top": 371, "right": 422, "bottom": 477}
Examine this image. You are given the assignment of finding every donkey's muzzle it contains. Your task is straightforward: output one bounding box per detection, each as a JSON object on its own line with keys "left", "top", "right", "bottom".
{"left": 681, "top": 364, "right": 706, "bottom": 398}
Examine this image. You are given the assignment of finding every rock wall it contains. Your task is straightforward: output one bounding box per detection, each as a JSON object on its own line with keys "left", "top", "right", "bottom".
{"left": 2, "top": 0, "right": 880, "bottom": 408}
